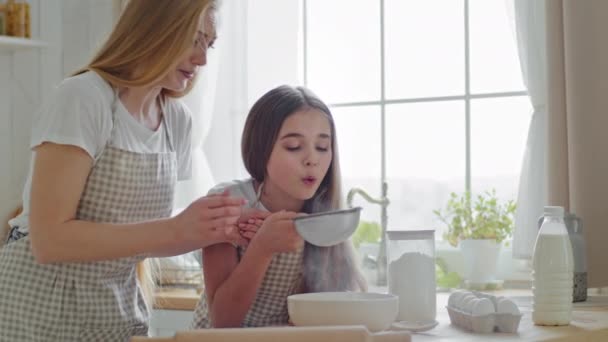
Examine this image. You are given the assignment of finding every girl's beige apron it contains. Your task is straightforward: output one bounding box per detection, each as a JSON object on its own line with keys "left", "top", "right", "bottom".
{"left": 191, "top": 184, "right": 304, "bottom": 328}
{"left": 0, "top": 93, "right": 177, "bottom": 342}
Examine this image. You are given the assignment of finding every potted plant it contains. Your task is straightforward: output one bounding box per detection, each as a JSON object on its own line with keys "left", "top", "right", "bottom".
{"left": 433, "top": 190, "right": 516, "bottom": 286}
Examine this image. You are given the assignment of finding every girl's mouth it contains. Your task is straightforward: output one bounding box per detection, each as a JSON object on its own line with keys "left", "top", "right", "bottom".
{"left": 302, "top": 176, "right": 316, "bottom": 186}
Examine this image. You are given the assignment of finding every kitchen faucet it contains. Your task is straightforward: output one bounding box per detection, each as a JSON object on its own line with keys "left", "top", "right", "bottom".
{"left": 346, "top": 181, "right": 390, "bottom": 286}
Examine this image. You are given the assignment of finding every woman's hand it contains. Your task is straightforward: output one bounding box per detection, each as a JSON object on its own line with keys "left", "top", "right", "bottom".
{"left": 237, "top": 208, "right": 271, "bottom": 241}
{"left": 173, "top": 191, "right": 249, "bottom": 248}
{"left": 249, "top": 211, "right": 303, "bottom": 255}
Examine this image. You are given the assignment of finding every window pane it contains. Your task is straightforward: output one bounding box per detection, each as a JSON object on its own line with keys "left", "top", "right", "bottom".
{"left": 333, "top": 106, "right": 382, "bottom": 224}
{"left": 385, "top": 0, "right": 465, "bottom": 99}
{"left": 471, "top": 96, "right": 532, "bottom": 202}
{"left": 469, "top": 0, "right": 526, "bottom": 93}
{"left": 307, "top": 0, "right": 380, "bottom": 103}
{"left": 386, "top": 101, "right": 466, "bottom": 236}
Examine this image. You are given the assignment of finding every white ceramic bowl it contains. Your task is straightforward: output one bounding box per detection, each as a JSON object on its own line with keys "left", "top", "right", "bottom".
{"left": 293, "top": 207, "right": 362, "bottom": 247}
{"left": 287, "top": 292, "right": 399, "bottom": 332}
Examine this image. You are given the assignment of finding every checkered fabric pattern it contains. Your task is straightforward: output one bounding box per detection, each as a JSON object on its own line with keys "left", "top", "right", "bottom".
{"left": 191, "top": 245, "right": 304, "bottom": 328}
{"left": 0, "top": 126, "right": 177, "bottom": 340}
{"left": 6, "top": 226, "right": 26, "bottom": 244}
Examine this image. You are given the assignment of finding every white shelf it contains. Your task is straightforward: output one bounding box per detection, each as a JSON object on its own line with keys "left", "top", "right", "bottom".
{"left": 0, "top": 36, "right": 46, "bottom": 52}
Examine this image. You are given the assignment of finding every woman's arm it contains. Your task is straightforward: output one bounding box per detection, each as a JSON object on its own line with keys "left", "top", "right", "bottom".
{"left": 203, "top": 211, "right": 302, "bottom": 327}
{"left": 29, "top": 143, "right": 246, "bottom": 264}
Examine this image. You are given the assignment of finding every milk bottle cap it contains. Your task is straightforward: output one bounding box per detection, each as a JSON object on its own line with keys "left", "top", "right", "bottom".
{"left": 544, "top": 206, "right": 564, "bottom": 217}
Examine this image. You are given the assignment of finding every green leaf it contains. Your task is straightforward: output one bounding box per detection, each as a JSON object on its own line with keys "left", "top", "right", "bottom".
{"left": 352, "top": 220, "right": 381, "bottom": 249}
{"left": 433, "top": 189, "right": 516, "bottom": 246}
{"left": 436, "top": 257, "right": 462, "bottom": 288}
{"left": 437, "top": 272, "right": 462, "bottom": 288}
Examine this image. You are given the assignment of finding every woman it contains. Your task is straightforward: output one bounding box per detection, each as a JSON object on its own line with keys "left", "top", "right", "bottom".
{"left": 0, "top": 1, "right": 252, "bottom": 340}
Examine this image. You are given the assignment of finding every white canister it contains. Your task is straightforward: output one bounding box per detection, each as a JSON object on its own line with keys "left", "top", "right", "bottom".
{"left": 387, "top": 229, "right": 436, "bottom": 325}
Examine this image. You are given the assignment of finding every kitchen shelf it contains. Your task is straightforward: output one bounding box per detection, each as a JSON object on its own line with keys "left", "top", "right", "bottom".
{"left": 0, "top": 36, "right": 46, "bottom": 52}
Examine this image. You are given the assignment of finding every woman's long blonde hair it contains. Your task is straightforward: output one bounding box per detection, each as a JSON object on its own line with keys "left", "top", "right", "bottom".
{"left": 74, "top": 0, "right": 217, "bottom": 98}
{"left": 72, "top": 0, "right": 217, "bottom": 308}
{"left": 242, "top": 85, "right": 367, "bottom": 293}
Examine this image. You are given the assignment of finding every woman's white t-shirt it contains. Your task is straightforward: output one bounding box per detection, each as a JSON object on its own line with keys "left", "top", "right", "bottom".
{"left": 9, "top": 71, "right": 193, "bottom": 233}
{"left": 208, "top": 179, "right": 265, "bottom": 210}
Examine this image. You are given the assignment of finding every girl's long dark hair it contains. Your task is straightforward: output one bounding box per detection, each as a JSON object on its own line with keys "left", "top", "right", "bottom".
{"left": 241, "top": 85, "right": 367, "bottom": 293}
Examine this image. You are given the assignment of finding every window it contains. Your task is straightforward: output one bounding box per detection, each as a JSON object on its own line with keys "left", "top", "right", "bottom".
{"left": 301, "top": 0, "right": 531, "bottom": 239}
{"left": 191, "top": 0, "right": 533, "bottom": 289}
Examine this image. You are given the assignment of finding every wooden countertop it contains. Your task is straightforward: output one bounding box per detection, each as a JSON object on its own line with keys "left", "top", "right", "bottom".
{"left": 152, "top": 288, "right": 608, "bottom": 341}
{"left": 415, "top": 292, "right": 608, "bottom": 341}
{"left": 154, "top": 287, "right": 200, "bottom": 311}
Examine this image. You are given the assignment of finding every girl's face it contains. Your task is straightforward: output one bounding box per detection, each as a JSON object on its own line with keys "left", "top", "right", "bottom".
{"left": 159, "top": 10, "right": 217, "bottom": 91}
{"left": 264, "top": 108, "right": 333, "bottom": 208}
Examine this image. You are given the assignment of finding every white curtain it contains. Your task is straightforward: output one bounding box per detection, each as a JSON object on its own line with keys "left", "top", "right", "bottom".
{"left": 173, "top": 64, "right": 218, "bottom": 209}
{"left": 174, "top": 0, "right": 250, "bottom": 210}
{"left": 507, "top": 0, "right": 548, "bottom": 259}
{"left": 161, "top": 1, "right": 250, "bottom": 278}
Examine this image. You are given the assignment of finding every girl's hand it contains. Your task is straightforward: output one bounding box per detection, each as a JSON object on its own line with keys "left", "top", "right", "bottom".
{"left": 237, "top": 208, "right": 270, "bottom": 241}
{"left": 249, "top": 211, "right": 303, "bottom": 255}
{"left": 174, "top": 191, "right": 248, "bottom": 248}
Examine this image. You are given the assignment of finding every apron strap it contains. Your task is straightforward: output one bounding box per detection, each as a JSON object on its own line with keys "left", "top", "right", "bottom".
{"left": 94, "top": 89, "right": 175, "bottom": 164}
{"left": 93, "top": 87, "right": 121, "bottom": 164}
{"left": 158, "top": 94, "right": 175, "bottom": 152}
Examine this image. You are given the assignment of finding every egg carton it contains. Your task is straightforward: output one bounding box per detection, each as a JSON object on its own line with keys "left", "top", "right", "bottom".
{"left": 446, "top": 291, "right": 523, "bottom": 334}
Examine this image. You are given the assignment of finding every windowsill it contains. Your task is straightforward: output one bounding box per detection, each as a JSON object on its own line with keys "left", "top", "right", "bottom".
{"left": 435, "top": 239, "right": 533, "bottom": 285}
{"left": 156, "top": 238, "right": 532, "bottom": 310}
{"left": 154, "top": 287, "right": 200, "bottom": 311}
{"left": 0, "top": 36, "right": 47, "bottom": 52}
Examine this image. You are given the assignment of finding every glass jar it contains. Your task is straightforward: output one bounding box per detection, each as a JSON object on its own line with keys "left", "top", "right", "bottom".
{"left": 564, "top": 213, "right": 587, "bottom": 302}
{"left": 0, "top": 7, "right": 6, "bottom": 36}
{"left": 6, "top": 0, "right": 30, "bottom": 38}
{"left": 387, "top": 229, "right": 436, "bottom": 325}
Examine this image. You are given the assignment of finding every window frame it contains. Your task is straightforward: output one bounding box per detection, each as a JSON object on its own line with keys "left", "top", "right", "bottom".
{"left": 300, "top": 0, "right": 532, "bottom": 284}
{"left": 301, "top": 0, "right": 528, "bottom": 195}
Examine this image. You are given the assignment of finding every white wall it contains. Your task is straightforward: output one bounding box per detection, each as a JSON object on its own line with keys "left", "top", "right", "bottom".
{"left": 0, "top": 0, "right": 114, "bottom": 223}
{"left": 1, "top": 0, "right": 301, "bottom": 220}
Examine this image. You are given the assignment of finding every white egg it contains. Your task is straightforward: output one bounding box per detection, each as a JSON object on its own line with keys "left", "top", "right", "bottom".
{"left": 497, "top": 298, "right": 520, "bottom": 315}
{"left": 448, "top": 291, "right": 466, "bottom": 308}
{"left": 472, "top": 298, "right": 495, "bottom": 316}
{"left": 455, "top": 294, "right": 473, "bottom": 310}
{"left": 462, "top": 297, "right": 479, "bottom": 313}
{"left": 460, "top": 294, "right": 477, "bottom": 309}
{"left": 492, "top": 295, "right": 504, "bottom": 310}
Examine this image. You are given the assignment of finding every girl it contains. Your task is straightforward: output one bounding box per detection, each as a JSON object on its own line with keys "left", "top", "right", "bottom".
{"left": 0, "top": 1, "right": 255, "bottom": 341}
{"left": 192, "top": 85, "right": 367, "bottom": 328}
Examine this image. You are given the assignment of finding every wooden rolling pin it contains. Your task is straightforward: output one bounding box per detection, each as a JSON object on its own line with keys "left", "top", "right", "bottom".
{"left": 132, "top": 325, "right": 410, "bottom": 342}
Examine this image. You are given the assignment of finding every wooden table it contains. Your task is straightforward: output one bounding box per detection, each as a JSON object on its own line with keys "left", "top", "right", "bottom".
{"left": 153, "top": 288, "right": 608, "bottom": 341}
{"left": 414, "top": 292, "right": 608, "bottom": 341}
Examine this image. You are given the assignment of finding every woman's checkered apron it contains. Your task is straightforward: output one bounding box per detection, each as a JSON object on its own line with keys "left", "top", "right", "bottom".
{"left": 191, "top": 183, "right": 304, "bottom": 328}
{"left": 0, "top": 92, "right": 177, "bottom": 342}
